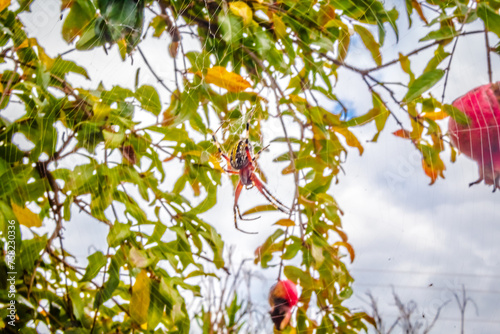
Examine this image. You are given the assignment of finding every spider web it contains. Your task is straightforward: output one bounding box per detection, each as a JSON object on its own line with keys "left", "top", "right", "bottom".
{"left": 2, "top": 0, "right": 500, "bottom": 333}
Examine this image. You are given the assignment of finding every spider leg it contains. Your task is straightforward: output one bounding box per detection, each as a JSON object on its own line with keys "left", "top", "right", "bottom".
{"left": 253, "top": 144, "right": 270, "bottom": 162}
{"left": 252, "top": 175, "right": 290, "bottom": 214}
{"left": 212, "top": 134, "right": 231, "bottom": 165}
{"left": 213, "top": 133, "right": 242, "bottom": 174}
{"left": 236, "top": 203, "right": 260, "bottom": 221}
{"left": 234, "top": 180, "right": 258, "bottom": 234}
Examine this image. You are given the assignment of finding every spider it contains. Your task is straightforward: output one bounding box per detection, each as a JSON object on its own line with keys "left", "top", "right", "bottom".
{"left": 212, "top": 120, "right": 290, "bottom": 234}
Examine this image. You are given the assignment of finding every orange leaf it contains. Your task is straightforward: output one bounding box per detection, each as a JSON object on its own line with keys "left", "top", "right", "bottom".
{"left": 0, "top": 0, "right": 10, "bottom": 12}
{"left": 392, "top": 129, "right": 411, "bottom": 139}
{"left": 17, "top": 39, "right": 30, "bottom": 49}
{"left": 333, "top": 126, "right": 364, "bottom": 155}
{"left": 333, "top": 241, "right": 355, "bottom": 263}
{"left": 412, "top": 0, "right": 428, "bottom": 24}
{"left": 421, "top": 159, "right": 440, "bottom": 185}
{"left": 197, "top": 66, "right": 251, "bottom": 93}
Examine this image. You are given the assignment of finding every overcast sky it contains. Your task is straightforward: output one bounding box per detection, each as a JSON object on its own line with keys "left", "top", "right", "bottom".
{"left": 13, "top": 0, "right": 500, "bottom": 333}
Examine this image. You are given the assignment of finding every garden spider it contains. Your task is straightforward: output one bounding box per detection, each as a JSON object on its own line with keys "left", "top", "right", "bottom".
{"left": 212, "top": 120, "right": 290, "bottom": 234}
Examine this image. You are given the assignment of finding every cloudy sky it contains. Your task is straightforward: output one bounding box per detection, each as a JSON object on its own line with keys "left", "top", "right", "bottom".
{"left": 14, "top": 0, "right": 500, "bottom": 333}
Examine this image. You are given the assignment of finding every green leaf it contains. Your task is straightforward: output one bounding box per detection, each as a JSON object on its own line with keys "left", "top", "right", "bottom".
{"left": 443, "top": 104, "right": 471, "bottom": 126}
{"left": 51, "top": 57, "right": 90, "bottom": 79}
{"left": 81, "top": 251, "right": 107, "bottom": 282}
{"left": 255, "top": 229, "right": 284, "bottom": 267}
{"left": 61, "top": 0, "right": 96, "bottom": 43}
{"left": 75, "top": 26, "right": 103, "bottom": 50}
{"left": 477, "top": 3, "right": 500, "bottom": 38}
{"left": 399, "top": 53, "right": 414, "bottom": 82}
{"left": 19, "top": 235, "right": 47, "bottom": 272}
{"left": 103, "top": 129, "right": 125, "bottom": 148}
{"left": 420, "top": 26, "right": 457, "bottom": 41}
{"left": 0, "top": 144, "right": 25, "bottom": 163}
{"left": 403, "top": 69, "right": 444, "bottom": 103}
{"left": 136, "top": 85, "right": 162, "bottom": 115}
{"left": 148, "top": 281, "right": 164, "bottom": 329}
{"left": 107, "top": 222, "right": 132, "bottom": 247}
{"left": 101, "top": 86, "right": 134, "bottom": 104}
{"left": 188, "top": 184, "right": 217, "bottom": 215}
{"left": 424, "top": 45, "right": 450, "bottom": 73}
{"left": 94, "top": 248, "right": 125, "bottom": 308}
{"left": 354, "top": 25, "right": 381, "bottom": 66}
{"left": 150, "top": 15, "right": 167, "bottom": 38}
{"left": 219, "top": 13, "right": 242, "bottom": 44}
{"left": 69, "top": 287, "right": 85, "bottom": 321}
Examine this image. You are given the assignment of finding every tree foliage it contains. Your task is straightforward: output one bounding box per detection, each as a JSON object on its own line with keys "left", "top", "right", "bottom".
{"left": 0, "top": 0, "right": 498, "bottom": 332}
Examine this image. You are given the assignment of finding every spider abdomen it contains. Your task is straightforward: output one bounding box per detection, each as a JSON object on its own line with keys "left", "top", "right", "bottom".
{"left": 230, "top": 139, "right": 252, "bottom": 170}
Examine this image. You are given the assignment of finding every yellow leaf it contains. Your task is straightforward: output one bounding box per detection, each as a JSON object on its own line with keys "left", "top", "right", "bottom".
{"left": 17, "top": 39, "right": 29, "bottom": 49}
{"left": 289, "top": 94, "right": 307, "bottom": 104}
{"left": 93, "top": 102, "right": 112, "bottom": 120}
{"left": 273, "top": 15, "right": 287, "bottom": 39}
{"left": 12, "top": 202, "right": 42, "bottom": 228}
{"left": 0, "top": 0, "right": 10, "bottom": 12}
{"left": 333, "top": 126, "right": 364, "bottom": 155}
{"left": 117, "top": 38, "right": 127, "bottom": 61}
{"left": 242, "top": 204, "right": 276, "bottom": 216}
{"left": 229, "top": 1, "right": 253, "bottom": 25}
{"left": 273, "top": 219, "right": 295, "bottom": 227}
{"left": 197, "top": 66, "right": 251, "bottom": 93}
{"left": 333, "top": 241, "right": 355, "bottom": 263}
{"left": 130, "top": 270, "right": 150, "bottom": 325}
{"left": 422, "top": 110, "right": 448, "bottom": 121}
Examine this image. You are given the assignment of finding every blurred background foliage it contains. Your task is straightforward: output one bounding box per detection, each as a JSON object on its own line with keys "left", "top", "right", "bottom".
{"left": 0, "top": 0, "right": 498, "bottom": 332}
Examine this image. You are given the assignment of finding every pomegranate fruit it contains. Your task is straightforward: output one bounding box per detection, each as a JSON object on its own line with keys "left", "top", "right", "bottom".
{"left": 448, "top": 82, "right": 500, "bottom": 191}
{"left": 268, "top": 279, "right": 298, "bottom": 330}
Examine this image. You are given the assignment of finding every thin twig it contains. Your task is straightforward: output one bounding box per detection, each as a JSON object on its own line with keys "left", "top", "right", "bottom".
{"left": 441, "top": 33, "right": 461, "bottom": 103}
{"left": 365, "top": 40, "right": 441, "bottom": 73}
{"left": 137, "top": 46, "right": 173, "bottom": 94}
{"left": 484, "top": 27, "right": 492, "bottom": 83}
{"left": 196, "top": 253, "right": 230, "bottom": 275}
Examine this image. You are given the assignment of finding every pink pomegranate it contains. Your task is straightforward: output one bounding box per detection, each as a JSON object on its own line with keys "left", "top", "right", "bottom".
{"left": 268, "top": 280, "right": 299, "bottom": 330}
{"left": 448, "top": 82, "right": 500, "bottom": 191}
